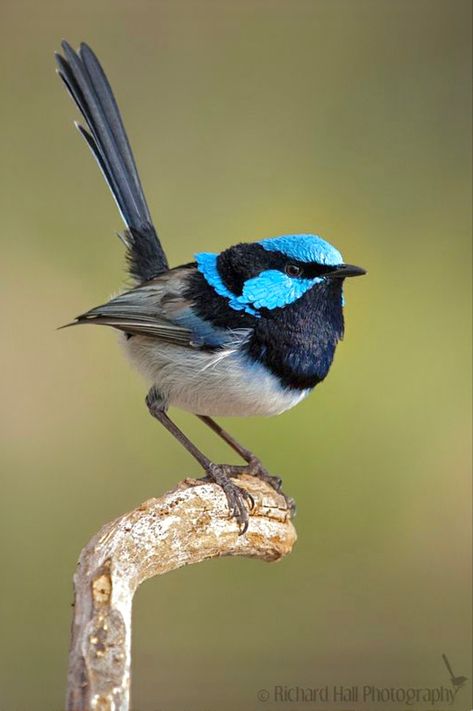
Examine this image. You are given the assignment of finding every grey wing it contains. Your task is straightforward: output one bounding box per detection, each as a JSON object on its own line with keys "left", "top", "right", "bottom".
{"left": 69, "top": 267, "right": 199, "bottom": 347}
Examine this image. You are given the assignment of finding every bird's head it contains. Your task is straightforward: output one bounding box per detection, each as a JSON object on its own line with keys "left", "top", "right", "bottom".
{"left": 195, "top": 234, "right": 365, "bottom": 316}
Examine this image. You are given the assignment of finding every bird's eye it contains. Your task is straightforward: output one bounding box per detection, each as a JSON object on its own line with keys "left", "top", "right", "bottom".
{"left": 285, "top": 263, "right": 302, "bottom": 277}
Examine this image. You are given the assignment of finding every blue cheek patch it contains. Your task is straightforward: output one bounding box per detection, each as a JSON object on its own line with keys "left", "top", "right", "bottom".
{"left": 195, "top": 252, "right": 323, "bottom": 315}
{"left": 240, "top": 270, "right": 319, "bottom": 309}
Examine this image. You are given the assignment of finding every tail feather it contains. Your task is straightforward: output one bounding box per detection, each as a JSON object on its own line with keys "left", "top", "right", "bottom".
{"left": 56, "top": 41, "right": 168, "bottom": 282}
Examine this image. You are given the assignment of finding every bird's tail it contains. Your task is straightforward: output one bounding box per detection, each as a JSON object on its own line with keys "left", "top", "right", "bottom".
{"left": 55, "top": 41, "right": 168, "bottom": 282}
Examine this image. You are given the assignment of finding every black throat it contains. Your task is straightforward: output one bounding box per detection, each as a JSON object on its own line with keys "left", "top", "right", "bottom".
{"left": 186, "top": 270, "right": 345, "bottom": 391}
{"left": 245, "top": 280, "right": 344, "bottom": 389}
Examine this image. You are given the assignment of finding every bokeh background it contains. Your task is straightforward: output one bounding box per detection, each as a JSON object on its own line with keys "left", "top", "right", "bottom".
{"left": 1, "top": 1, "right": 471, "bottom": 710}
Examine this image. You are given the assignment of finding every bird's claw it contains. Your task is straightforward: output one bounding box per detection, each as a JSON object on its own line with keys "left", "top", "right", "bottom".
{"left": 247, "top": 457, "right": 282, "bottom": 489}
{"left": 282, "top": 494, "right": 297, "bottom": 517}
{"left": 246, "top": 457, "right": 296, "bottom": 517}
{"left": 201, "top": 456, "right": 294, "bottom": 529}
{"left": 204, "top": 463, "right": 254, "bottom": 534}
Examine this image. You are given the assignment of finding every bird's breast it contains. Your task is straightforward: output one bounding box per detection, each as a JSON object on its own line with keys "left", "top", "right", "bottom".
{"left": 245, "top": 280, "right": 345, "bottom": 389}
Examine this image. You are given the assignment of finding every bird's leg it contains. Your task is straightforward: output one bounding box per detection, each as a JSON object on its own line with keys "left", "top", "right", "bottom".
{"left": 146, "top": 387, "right": 254, "bottom": 533}
{"left": 197, "top": 415, "right": 295, "bottom": 515}
{"left": 197, "top": 415, "right": 281, "bottom": 488}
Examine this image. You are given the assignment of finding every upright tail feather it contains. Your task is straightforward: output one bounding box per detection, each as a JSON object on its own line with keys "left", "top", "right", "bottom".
{"left": 55, "top": 41, "right": 169, "bottom": 282}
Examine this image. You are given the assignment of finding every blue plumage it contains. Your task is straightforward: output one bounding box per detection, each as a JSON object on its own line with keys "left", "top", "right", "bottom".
{"left": 239, "top": 270, "right": 316, "bottom": 310}
{"left": 170, "top": 304, "right": 231, "bottom": 348}
{"left": 259, "top": 234, "right": 343, "bottom": 266}
{"left": 195, "top": 233, "right": 345, "bottom": 313}
{"left": 195, "top": 252, "right": 259, "bottom": 316}
{"left": 57, "top": 41, "right": 366, "bottom": 532}
{"left": 195, "top": 252, "right": 320, "bottom": 312}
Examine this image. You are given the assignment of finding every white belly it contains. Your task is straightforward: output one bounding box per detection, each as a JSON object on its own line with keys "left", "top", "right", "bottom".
{"left": 123, "top": 335, "right": 310, "bottom": 417}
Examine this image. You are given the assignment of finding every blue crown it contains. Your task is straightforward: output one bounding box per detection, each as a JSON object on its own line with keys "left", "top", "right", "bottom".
{"left": 259, "top": 234, "right": 343, "bottom": 266}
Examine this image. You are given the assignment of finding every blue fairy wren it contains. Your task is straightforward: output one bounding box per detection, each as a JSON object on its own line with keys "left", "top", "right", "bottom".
{"left": 56, "top": 41, "right": 366, "bottom": 533}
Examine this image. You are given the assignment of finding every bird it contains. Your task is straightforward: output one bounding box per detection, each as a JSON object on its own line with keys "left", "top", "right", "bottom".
{"left": 55, "top": 41, "right": 366, "bottom": 533}
{"left": 441, "top": 654, "right": 468, "bottom": 689}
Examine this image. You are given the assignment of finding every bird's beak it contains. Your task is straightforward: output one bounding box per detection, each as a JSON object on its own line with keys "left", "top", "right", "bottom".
{"left": 328, "top": 264, "right": 367, "bottom": 278}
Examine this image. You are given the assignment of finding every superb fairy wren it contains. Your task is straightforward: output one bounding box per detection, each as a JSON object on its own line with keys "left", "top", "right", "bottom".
{"left": 56, "top": 42, "right": 366, "bottom": 532}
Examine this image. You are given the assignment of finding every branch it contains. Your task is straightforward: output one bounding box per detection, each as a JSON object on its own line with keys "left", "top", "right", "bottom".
{"left": 66, "top": 474, "right": 297, "bottom": 711}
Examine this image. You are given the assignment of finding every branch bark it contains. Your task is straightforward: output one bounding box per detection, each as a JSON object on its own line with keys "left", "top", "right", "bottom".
{"left": 66, "top": 474, "right": 297, "bottom": 711}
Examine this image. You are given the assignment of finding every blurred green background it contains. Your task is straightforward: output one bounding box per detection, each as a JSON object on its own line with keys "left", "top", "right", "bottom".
{"left": 0, "top": 1, "right": 471, "bottom": 709}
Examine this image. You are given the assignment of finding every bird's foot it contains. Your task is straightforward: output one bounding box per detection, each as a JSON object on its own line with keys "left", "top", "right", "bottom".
{"left": 246, "top": 457, "right": 296, "bottom": 517}
{"left": 247, "top": 457, "right": 282, "bottom": 490}
{"left": 202, "top": 463, "right": 255, "bottom": 535}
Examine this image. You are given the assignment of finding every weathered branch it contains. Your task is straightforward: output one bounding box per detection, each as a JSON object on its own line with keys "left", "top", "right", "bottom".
{"left": 66, "top": 474, "right": 297, "bottom": 711}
